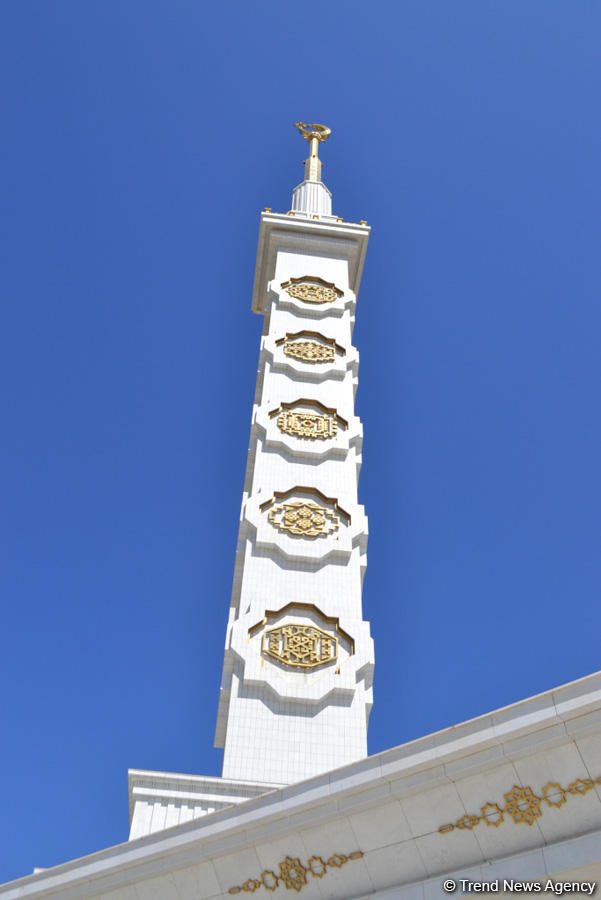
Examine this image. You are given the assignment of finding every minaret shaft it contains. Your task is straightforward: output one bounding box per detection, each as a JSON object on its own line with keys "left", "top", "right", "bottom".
{"left": 215, "top": 129, "right": 373, "bottom": 786}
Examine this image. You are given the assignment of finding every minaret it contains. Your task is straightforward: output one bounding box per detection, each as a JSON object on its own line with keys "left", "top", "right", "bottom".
{"left": 214, "top": 123, "right": 374, "bottom": 786}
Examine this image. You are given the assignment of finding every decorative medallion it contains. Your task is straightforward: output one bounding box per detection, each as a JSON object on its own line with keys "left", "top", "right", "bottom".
{"left": 286, "top": 282, "right": 338, "bottom": 304}
{"left": 284, "top": 340, "right": 335, "bottom": 363}
{"left": 263, "top": 623, "right": 338, "bottom": 669}
{"left": 268, "top": 501, "right": 339, "bottom": 537}
{"left": 277, "top": 410, "right": 338, "bottom": 440}
{"left": 228, "top": 850, "right": 364, "bottom": 894}
{"left": 248, "top": 602, "right": 355, "bottom": 662}
{"left": 503, "top": 785, "right": 542, "bottom": 826}
{"left": 281, "top": 276, "right": 343, "bottom": 305}
{"left": 260, "top": 489, "right": 350, "bottom": 543}
{"left": 439, "top": 774, "right": 601, "bottom": 835}
{"left": 277, "top": 330, "right": 344, "bottom": 365}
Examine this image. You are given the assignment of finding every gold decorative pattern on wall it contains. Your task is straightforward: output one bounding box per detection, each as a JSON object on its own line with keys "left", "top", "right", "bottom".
{"left": 228, "top": 850, "right": 363, "bottom": 894}
{"left": 286, "top": 282, "right": 337, "bottom": 304}
{"left": 285, "top": 340, "right": 335, "bottom": 363}
{"left": 281, "top": 275, "right": 343, "bottom": 305}
{"left": 277, "top": 410, "right": 338, "bottom": 440}
{"left": 269, "top": 398, "right": 346, "bottom": 442}
{"left": 263, "top": 623, "right": 338, "bottom": 669}
{"left": 260, "top": 488, "right": 350, "bottom": 540}
{"left": 439, "top": 775, "right": 601, "bottom": 834}
{"left": 268, "top": 501, "right": 339, "bottom": 537}
{"left": 276, "top": 330, "right": 345, "bottom": 364}
{"left": 248, "top": 602, "right": 355, "bottom": 657}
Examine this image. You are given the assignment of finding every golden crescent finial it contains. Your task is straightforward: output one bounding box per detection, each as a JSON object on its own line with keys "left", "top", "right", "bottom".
{"left": 293, "top": 122, "right": 332, "bottom": 143}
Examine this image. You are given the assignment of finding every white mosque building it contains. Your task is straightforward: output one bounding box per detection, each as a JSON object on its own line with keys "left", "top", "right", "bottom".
{"left": 2, "top": 123, "right": 600, "bottom": 900}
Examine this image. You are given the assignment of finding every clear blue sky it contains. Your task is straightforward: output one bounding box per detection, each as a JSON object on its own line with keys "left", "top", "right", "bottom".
{"left": 1, "top": 0, "right": 600, "bottom": 885}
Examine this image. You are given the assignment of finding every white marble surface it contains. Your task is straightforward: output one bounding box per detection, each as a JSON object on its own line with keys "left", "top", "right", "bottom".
{"left": 128, "top": 770, "right": 281, "bottom": 840}
{"left": 291, "top": 179, "right": 332, "bottom": 216}
{"left": 3, "top": 671, "right": 601, "bottom": 899}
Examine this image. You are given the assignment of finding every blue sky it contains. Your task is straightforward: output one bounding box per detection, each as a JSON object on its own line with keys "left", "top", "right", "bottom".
{"left": 1, "top": 0, "right": 600, "bottom": 885}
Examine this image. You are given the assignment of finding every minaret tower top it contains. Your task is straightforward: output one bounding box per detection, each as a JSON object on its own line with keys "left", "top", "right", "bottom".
{"left": 291, "top": 120, "right": 333, "bottom": 217}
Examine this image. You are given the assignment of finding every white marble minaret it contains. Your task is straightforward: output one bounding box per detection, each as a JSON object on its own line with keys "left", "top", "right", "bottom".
{"left": 214, "top": 123, "right": 374, "bottom": 785}
{"left": 128, "top": 124, "right": 374, "bottom": 837}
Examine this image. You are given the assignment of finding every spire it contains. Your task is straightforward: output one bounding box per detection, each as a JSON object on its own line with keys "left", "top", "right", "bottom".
{"left": 294, "top": 121, "right": 331, "bottom": 182}
{"left": 291, "top": 121, "right": 333, "bottom": 217}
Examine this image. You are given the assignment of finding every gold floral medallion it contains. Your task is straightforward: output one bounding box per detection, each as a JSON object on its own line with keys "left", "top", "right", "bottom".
{"left": 281, "top": 276, "right": 343, "bottom": 305}
{"left": 268, "top": 500, "right": 339, "bottom": 537}
{"left": 438, "top": 774, "right": 601, "bottom": 835}
{"left": 284, "top": 339, "right": 335, "bottom": 363}
{"left": 228, "top": 849, "right": 363, "bottom": 894}
{"left": 286, "top": 282, "right": 338, "bottom": 303}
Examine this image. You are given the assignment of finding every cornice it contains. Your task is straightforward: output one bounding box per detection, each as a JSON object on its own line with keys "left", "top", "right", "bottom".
{"left": 251, "top": 212, "right": 370, "bottom": 315}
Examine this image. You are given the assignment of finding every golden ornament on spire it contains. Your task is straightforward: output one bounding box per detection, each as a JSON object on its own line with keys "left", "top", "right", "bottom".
{"left": 293, "top": 122, "right": 332, "bottom": 142}
{"left": 293, "top": 122, "right": 331, "bottom": 184}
